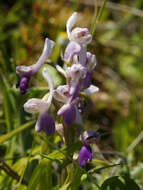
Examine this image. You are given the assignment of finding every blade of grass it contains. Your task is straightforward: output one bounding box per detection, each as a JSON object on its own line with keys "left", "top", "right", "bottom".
{"left": 0, "top": 74, "right": 12, "bottom": 132}
{"left": 0, "top": 121, "right": 35, "bottom": 144}
{"left": 90, "top": 0, "right": 98, "bottom": 34}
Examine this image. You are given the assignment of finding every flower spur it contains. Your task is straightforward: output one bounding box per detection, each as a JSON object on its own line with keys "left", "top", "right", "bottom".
{"left": 16, "top": 38, "right": 55, "bottom": 94}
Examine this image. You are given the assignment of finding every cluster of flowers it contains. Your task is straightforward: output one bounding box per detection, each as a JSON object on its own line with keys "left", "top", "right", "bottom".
{"left": 16, "top": 12, "right": 99, "bottom": 167}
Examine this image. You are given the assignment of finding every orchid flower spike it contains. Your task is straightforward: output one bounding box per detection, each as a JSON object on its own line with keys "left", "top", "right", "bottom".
{"left": 16, "top": 38, "right": 55, "bottom": 94}
{"left": 64, "top": 12, "right": 92, "bottom": 65}
{"left": 24, "top": 67, "right": 55, "bottom": 135}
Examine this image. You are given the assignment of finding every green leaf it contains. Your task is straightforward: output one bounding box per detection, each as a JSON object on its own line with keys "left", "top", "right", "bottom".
{"left": 0, "top": 72, "right": 12, "bottom": 132}
{"left": 27, "top": 160, "right": 52, "bottom": 190}
{"left": 41, "top": 141, "right": 82, "bottom": 161}
{"left": 100, "top": 176, "right": 141, "bottom": 190}
{"left": 59, "top": 163, "right": 84, "bottom": 190}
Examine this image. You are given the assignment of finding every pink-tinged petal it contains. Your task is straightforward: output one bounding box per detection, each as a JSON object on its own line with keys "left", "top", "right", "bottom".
{"left": 78, "top": 145, "right": 92, "bottom": 167}
{"left": 66, "top": 64, "right": 86, "bottom": 80}
{"left": 53, "top": 85, "right": 70, "bottom": 103}
{"left": 84, "top": 85, "right": 99, "bottom": 96}
{"left": 57, "top": 104, "right": 76, "bottom": 125}
{"left": 35, "top": 112, "right": 55, "bottom": 135}
{"left": 64, "top": 41, "right": 81, "bottom": 62}
{"left": 24, "top": 98, "right": 47, "bottom": 114}
{"left": 70, "top": 27, "right": 92, "bottom": 45}
{"left": 66, "top": 12, "right": 77, "bottom": 39}
{"left": 42, "top": 67, "right": 54, "bottom": 109}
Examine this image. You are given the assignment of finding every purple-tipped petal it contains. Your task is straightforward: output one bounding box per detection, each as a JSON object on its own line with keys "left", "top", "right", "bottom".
{"left": 78, "top": 145, "right": 92, "bottom": 167}
{"left": 16, "top": 76, "right": 30, "bottom": 94}
{"left": 36, "top": 112, "right": 55, "bottom": 135}
{"left": 16, "top": 66, "right": 33, "bottom": 77}
{"left": 64, "top": 41, "right": 81, "bottom": 62}
{"left": 81, "top": 130, "right": 100, "bottom": 145}
{"left": 81, "top": 71, "right": 92, "bottom": 88}
{"left": 58, "top": 104, "right": 76, "bottom": 125}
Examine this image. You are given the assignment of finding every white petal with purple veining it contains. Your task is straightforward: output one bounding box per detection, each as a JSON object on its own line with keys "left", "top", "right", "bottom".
{"left": 24, "top": 98, "right": 47, "bottom": 114}
{"left": 64, "top": 41, "right": 81, "bottom": 62}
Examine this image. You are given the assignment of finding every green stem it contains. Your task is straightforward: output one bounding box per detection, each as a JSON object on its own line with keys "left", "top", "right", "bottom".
{"left": 91, "top": 0, "right": 107, "bottom": 37}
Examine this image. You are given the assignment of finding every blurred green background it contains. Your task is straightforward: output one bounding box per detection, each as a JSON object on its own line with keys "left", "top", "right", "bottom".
{"left": 0, "top": 0, "right": 143, "bottom": 189}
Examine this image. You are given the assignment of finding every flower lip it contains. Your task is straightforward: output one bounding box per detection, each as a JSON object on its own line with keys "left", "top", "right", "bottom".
{"left": 78, "top": 145, "right": 92, "bottom": 167}
{"left": 16, "top": 76, "right": 30, "bottom": 94}
{"left": 35, "top": 112, "right": 55, "bottom": 135}
{"left": 57, "top": 103, "right": 76, "bottom": 125}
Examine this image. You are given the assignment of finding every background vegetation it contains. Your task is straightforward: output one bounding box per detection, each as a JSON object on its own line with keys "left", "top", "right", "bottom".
{"left": 0, "top": 0, "right": 143, "bottom": 189}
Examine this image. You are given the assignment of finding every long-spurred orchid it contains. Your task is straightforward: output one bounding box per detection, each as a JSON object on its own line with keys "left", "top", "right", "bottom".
{"left": 64, "top": 12, "right": 92, "bottom": 65}
{"left": 17, "top": 12, "right": 101, "bottom": 170}
{"left": 16, "top": 38, "right": 55, "bottom": 94}
{"left": 24, "top": 67, "right": 55, "bottom": 135}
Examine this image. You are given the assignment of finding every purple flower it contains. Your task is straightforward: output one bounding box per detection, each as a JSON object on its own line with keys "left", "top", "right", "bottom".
{"left": 24, "top": 68, "right": 55, "bottom": 135}
{"left": 54, "top": 83, "right": 81, "bottom": 125}
{"left": 16, "top": 76, "right": 30, "bottom": 94}
{"left": 16, "top": 38, "right": 55, "bottom": 94}
{"left": 35, "top": 112, "right": 55, "bottom": 135}
{"left": 57, "top": 103, "right": 76, "bottom": 125}
{"left": 64, "top": 12, "right": 92, "bottom": 65}
{"left": 81, "top": 70, "right": 92, "bottom": 89}
{"left": 81, "top": 130, "right": 100, "bottom": 145}
{"left": 78, "top": 145, "right": 92, "bottom": 167}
